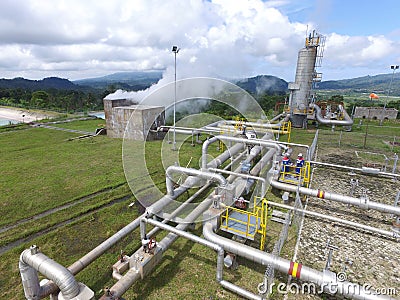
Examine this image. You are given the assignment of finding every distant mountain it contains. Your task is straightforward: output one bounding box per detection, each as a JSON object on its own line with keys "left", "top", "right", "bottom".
{"left": 74, "top": 71, "right": 163, "bottom": 90}
{"left": 2, "top": 71, "right": 398, "bottom": 98}
{"left": 0, "top": 77, "right": 83, "bottom": 91}
{"left": 318, "top": 73, "right": 400, "bottom": 95}
{"left": 236, "top": 75, "right": 288, "bottom": 95}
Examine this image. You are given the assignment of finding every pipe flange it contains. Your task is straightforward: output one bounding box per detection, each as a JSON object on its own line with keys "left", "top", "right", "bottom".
{"left": 359, "top": 196, "right": 369, "bottom": 210}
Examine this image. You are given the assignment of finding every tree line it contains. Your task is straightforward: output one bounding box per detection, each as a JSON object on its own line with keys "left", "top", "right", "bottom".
{"left": 0, "top": 87, "right": 116, "bottom": 113}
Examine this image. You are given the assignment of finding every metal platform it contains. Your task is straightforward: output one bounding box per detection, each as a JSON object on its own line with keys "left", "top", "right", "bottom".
{"left": 279, "top": 174, "right": 302, "bottom": 185}
{"left": 220, "top": 211, "right": 260, "bottom": 240}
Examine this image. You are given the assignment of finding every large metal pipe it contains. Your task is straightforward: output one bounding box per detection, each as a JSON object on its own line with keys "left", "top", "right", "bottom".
{"left": 270, "top": 112, "right": 286, "bottom": 122}
{"left": 103, "top": 193, "right": 217, "bottom": 299}
{"left": 209, "top": 168, "right": 267, "bottom": 197}
{"left": 202, "top": 135, "right": 280, "bottom": 170}
{"left": 143, "top": 219, "right": 263, "bottom": 300}
{"left": 40, "top": 145, "right": 241, "bottom": 298}
{"left": 268, "top": 201, "right": 399, "bottom": 240}
{"left": 203, "top": 222, "right": 390, "bottom": 300}
{"left": 68, "top": 213, "right": 145, "bottom": 275}
{"left": 20, "top": 245, "right": 80, "bottom": 300}
{"left": 106, "top": 164, "right": 256, "bottom": 299}
{"left": 249, "top": 148, "right": 277, "bottom": 177}
{"left": 145, "top": 183, "right": 212, "bottom": 239}
{"left": 144, "top": 217, "right": 222, "bottom": 252}
{"left": 219, "top": 281, "right": 262, "bottom": 300}
{"left": 37, "top": 213, "right": 146, "bottom": 298}
{"left": 314, "top": 104, "right": 354, "bottom": 126}
{"left": 223, "top": 120, "right": 284, "bottom": 129}
{"left": 225, "top": 132, "right": 275, "bottom": 184}
{"left": 270, "top": 179, "right": 400, "bottom": 216}
{"left": 310, "top": 160, "right": 400, "bottom": 178}
{"left": 101, "top": 143, "right": 249, "bottom": 299}
{"left": 165, "top": 166, "right": 227, "bottom": 196}
{"left": 159, "top": 125, "right": 220, "bottom": 135}
{"left": 147, "top": 142, "right": 243, "bottom": 216}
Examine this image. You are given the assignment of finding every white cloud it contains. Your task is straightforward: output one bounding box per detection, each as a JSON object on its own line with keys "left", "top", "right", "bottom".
{"left": 323, "top": 32, "right": 399, "bottom": 77}
{"left": 0, "top": 0, "right": 398, "bottom": 81}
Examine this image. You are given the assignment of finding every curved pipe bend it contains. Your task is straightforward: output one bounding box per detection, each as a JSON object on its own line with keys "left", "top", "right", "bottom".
{"left": 203, "top": 222, "right": 389, "bottom": 300}
{"left": 166, "top": 165, "right": 227, "bottom": 196}
{"left": 20, "top": 246, "right": 80, "bottom": 300}
{"left": 202, "top": 135, "right": 281, "bottom": 170}
{"left": 314, "top": 104, "right": 353, "bottom": 126}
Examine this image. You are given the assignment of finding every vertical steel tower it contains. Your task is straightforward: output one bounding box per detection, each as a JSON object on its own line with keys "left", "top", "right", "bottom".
{"left": 288, "top": 30, "right": 325, "bottom": 127}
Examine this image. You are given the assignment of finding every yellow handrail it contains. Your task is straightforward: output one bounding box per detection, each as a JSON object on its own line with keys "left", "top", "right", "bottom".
{"left": 221, "top": 198, "right": 269, "bottom": 250}
{"left": 279, "top": 161, "right": 311, "bottom": 187}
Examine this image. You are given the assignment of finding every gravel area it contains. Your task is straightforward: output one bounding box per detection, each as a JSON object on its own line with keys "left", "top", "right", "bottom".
{"left": 286, "top": 148, "right": 400, "bottom": 300}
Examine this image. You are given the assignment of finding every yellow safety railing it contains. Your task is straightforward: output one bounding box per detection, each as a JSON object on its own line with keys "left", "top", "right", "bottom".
{"left": 234, "top": 116, "right": 245, "bottom": 132}
{"left": 220, "top": 198, "right": 269, "bottom": 250}
{"left": 280, "top": 121, "right": 292, "bottom": 143}
{"left": 283, "top": 104, "right": 290, "bottom": 113}
{"left": 253, "top": 197, "right": 269, "bottom": 250}
{"left": 305, "top": 36, "right": 320, "bottom": 47}
{"left": 267, "top": 121, "right": 292, "bottom": 143}
{"left": 292, "top": 108, "right": 308, "bottom": 114}
{"left": 219, "top": 130, "right": 225, "bottom": 152}
{"left": 279, "top": 161, "right": 311, "bottom": 187}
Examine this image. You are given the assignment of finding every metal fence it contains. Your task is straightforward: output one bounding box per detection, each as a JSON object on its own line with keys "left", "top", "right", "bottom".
{"left": 317, "top": 128, "right": 400, "bottom": 152}
{"left": 261, "top": 211, "right": 292, "bottom": 296}
{"left": 317, "top": 129, "right": 399, "bottom": 173}
{"left": 307, "top": 130, "right": 319, "bottom": 161}
{"left": 292, "top": 190, "right": 305, "bottom": 231}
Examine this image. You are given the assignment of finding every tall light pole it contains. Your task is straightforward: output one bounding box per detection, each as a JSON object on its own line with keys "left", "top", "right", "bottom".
{"left": 171, "top": 45, "right": 180, "bottom": 151}
{"left": 386, "top": 65, "right": 399, "bottom": 108}
{"left": 381, "top": 65, "right": 399, "bottom": 125}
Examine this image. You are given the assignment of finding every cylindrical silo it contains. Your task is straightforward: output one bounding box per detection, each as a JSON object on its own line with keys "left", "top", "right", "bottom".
{"left": 289, "top": 34, "right": 319, "bottom": 128}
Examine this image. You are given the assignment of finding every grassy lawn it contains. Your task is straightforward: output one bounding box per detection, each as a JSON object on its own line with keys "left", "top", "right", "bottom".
{"left": 0, "top": 127, "right": 125, "bottom": 227}
{"left": 0, "top": 119, "right": 229, "bottom": 299}
{"left": 1, "top": 117, "right": 399, "bottom": 300}
{"left": 51, "top": 118, "right": 106, "bottom": 132}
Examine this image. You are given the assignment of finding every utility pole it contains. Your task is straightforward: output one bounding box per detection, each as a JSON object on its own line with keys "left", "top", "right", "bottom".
{"left": 171, "top": 45, "right": 180, "bottom": 151}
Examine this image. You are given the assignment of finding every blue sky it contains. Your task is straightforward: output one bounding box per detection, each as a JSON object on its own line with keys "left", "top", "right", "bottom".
{"left": 284, "top": 0, "right": 400, "bottom": 37}
{"left": 0, "top": 0, "right": 399, "bottom": 82}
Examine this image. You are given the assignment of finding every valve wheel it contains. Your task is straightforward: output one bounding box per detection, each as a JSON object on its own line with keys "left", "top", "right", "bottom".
{"left": 148, "top": 238, "right": 157, "bottom": 250}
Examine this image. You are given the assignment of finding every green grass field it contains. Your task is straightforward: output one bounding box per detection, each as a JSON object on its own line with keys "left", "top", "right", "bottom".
{"left": 0, "top": 120, "right": 269, "bottom": 299}
{"left": 1, "top": 117, "right": 399, "bottom": 299}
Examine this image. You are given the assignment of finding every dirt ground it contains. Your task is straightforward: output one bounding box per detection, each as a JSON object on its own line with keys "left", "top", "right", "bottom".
{"left": 284, "top": 147, "right": 400, "bottom": 300}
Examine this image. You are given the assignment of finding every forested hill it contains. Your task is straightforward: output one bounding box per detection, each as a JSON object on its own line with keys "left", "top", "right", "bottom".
{"left": 318, "top": 73, "right": 400, "bottom": 95}
{"left": 1, "top": 71, "right": 399, "bottom": 114}
{"left": 236, "top": 75, "right": 288, "bottom": 95}
{"left": 0, "top": 77, "right": 85, "bottom": 91}
{"left": 74, "top": 71, "right": 163, "bottom": 90}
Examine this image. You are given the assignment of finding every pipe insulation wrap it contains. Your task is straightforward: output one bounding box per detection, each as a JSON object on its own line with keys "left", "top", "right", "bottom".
{"left": 203, "top": 223, "right": 390, "bottom": 300}
{"left": 270, "top": 180, "right": 400, "bottom": 216}
{"left": 20, "top": 248, "right": 80, "bottom": 300}
{"left": 314, "top": 104, "right": 354, "bottom": 126}
{"left": 220, "top": 280, "right": 262, "bottom": 300}
{"left": 268, "top": 201, "right": 398, "bottom": 239}
{"left": 148, "top": 141, "right": 243, "bottom": 216}
{"left": 166, "top": 166, "right": 227, "bottom": 196}
{"left": 202, "top": 135, "right": 281, "bottom": 170}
